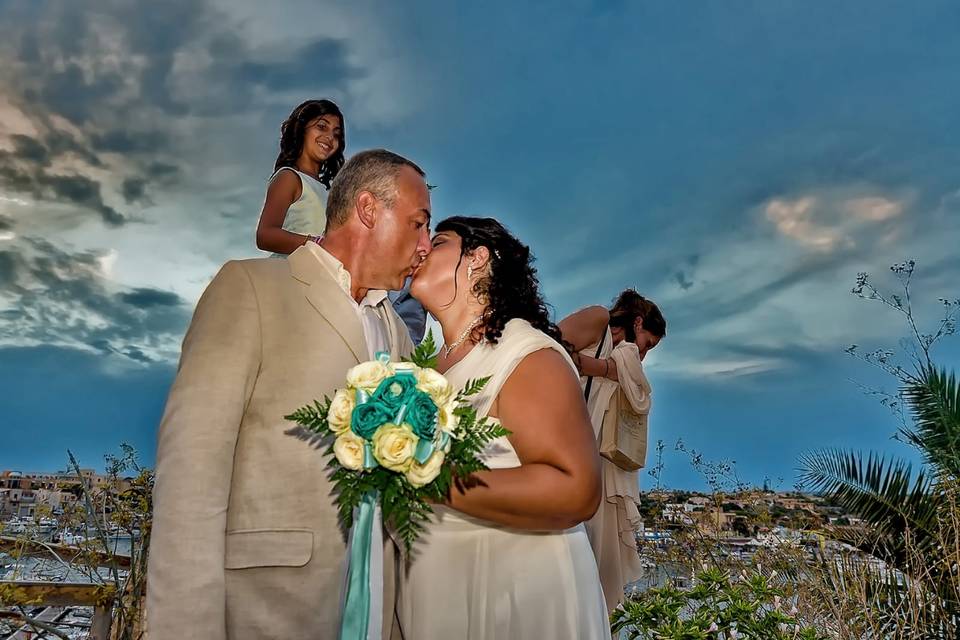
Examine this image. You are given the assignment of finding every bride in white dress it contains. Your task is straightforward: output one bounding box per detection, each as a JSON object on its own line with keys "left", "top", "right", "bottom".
{"left": 401, "top": 216, "right": 609, "bottom": 639}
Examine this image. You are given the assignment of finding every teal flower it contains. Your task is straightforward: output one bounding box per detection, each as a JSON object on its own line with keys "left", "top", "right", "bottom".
{"left": 350, "top": 401, "right": 394, "bottom": 440}
{"left": 372, "top": 374, "right": 418, "bottom": 413}
{"left": 405, "top": 391, "right": 439, "bottom": 440}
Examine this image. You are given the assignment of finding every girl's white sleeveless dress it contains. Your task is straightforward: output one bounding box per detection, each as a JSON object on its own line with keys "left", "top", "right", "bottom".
{"left": 397, "top": 318, "right": 610, "bottom": 639}
{"left": 265, "top": 167, "right": 327, "bottom": 257}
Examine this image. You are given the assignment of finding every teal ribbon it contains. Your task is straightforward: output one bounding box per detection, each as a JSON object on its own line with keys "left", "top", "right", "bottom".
{"left": 392, "top": 360, "right": 417, "bottom": 373}
{"left": 362, "top": 442, "right": 378, "bottom": 469}
{"left": 414, "top": 431, "right": 451, "bottom": 464}
{"left": 340, "top": 491, "right": 378, "bottom": 640}
{"left": 414, "top": 438, "right": 434, "bottom": 464}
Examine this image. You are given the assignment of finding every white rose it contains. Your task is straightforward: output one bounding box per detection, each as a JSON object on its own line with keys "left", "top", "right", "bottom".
{"left": 327, "top": 389, "right": 355, "bottom": 435}
{"left": 346, "top": 361, "right": 392, "bottom": 393}
{"left": 371, "top": 424, "right": 417, "bottom": 472}
{"left": 333, "top": 432, "right": 366, "bottom": 471}
{"left": 405, "top": 450, "right": 445, "bottom": 488}
{"left": 437, "top": 399, "right": 461, "bottom": 435}
{"left": 415, "top": 368, "right": 455, "bottom": 406}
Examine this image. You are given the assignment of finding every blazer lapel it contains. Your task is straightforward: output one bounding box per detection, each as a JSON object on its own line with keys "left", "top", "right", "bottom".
{"left": 288, "top": 246, "right": 368, "bottom": 364}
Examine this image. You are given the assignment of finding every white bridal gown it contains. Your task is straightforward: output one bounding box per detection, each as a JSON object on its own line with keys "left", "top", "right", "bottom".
{"left": 397, "top": 318, "right": 610, "bottom": 639}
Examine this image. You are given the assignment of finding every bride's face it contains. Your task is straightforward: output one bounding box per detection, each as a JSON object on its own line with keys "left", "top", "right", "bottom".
{"left": 410, "top": 230, "right": 464, "bottom": 311}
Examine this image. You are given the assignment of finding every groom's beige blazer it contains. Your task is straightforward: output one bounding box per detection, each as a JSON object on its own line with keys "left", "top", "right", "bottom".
{"left": 147, "top": 246, "right": 414, "bottom": 640}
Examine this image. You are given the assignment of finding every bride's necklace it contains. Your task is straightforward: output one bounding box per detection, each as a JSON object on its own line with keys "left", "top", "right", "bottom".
{"left": 441, "top": 316, "right": 483, "bottom": 359}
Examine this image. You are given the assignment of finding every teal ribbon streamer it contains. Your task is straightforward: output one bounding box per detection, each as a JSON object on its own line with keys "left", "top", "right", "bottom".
{"left": 362, "top": 442, "right": 378, "bottom": 469}
{"left": 339, "top": 491, "right": 378, "bottom": 640}
{"left": 414, "top": 438, "right": 434, "bottom": 464}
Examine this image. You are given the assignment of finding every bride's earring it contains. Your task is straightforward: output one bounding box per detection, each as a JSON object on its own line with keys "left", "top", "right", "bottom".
{"left": 467, "top": 265, "right": 473, "bottom": 280}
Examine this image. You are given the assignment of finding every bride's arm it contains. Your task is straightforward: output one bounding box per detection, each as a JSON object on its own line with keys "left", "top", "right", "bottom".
{"left": 444, "top": 348, "right": 602, "bottom": 531}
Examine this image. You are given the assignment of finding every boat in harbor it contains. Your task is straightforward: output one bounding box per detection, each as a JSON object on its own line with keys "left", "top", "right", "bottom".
{"left": 2, "top": 517, "right": 30, "bottom": 535}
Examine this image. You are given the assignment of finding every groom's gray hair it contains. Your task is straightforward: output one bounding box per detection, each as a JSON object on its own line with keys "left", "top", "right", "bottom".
{"left": 325, "top": 149, "right": 425, "bottom": 230}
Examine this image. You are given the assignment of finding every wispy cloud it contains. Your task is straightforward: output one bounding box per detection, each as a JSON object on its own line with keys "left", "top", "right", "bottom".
{"left": 765, "top": 196, "right": 846, "bottom": 252}
{"left": 544, "top": 179, "right": 956, "bottom": 384}
{"left": 764, "top": 190, "right": 906, "bottom": 253}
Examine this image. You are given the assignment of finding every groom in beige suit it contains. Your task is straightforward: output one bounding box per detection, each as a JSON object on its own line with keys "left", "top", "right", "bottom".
{"left": 147, "top": 149, "right": 432, "bottom": 639}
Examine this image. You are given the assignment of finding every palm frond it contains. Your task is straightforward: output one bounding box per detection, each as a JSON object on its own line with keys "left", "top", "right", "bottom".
{"left": 902, "top": 367, "right": 960, "bottom": 479}
{"left": 798, "top": 449, "right": 941, "bottom": 565}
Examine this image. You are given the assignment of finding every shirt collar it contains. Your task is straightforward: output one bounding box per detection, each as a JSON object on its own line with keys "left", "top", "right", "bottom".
{"left": 304, "top": 242, "right": 389, "bottom": 308}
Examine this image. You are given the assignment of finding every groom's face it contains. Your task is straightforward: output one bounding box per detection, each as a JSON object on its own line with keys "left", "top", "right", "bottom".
{"left": 366, "top": 166, "right": 432, "bottom": 290}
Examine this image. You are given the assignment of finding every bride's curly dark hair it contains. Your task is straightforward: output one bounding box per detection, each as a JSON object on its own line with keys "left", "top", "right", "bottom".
{"left": 434, "top": 216, "right": 563, "bottom": 347}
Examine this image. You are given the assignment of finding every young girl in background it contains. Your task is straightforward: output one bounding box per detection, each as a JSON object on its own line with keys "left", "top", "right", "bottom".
{"left": 256, "top": 99, "right": 345, "bottom": 255}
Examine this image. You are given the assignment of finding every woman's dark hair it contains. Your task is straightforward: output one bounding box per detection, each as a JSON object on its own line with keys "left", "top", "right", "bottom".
{"left": 434, "top": 216, "right": 563, "bottom": 347}
{"left": 609, "top": 289, "right": 666, "bottom": 343}
{"left": 273, "top": 99, "right": 346, "bottom": 188}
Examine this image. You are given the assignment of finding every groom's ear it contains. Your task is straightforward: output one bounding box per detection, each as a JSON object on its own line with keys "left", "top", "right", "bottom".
{"left": 355, "top": 191, "right": 378, "bottom": 230}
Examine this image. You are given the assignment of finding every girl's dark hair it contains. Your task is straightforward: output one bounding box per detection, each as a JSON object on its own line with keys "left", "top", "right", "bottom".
{"left": 609, "top": 289, "right": 667, "bottom": 343}
{"left": 434, "top": 216, "right": 563, "bottom": 347}
{"left": 273, "top": 99, "right": 346, "bottom": 188}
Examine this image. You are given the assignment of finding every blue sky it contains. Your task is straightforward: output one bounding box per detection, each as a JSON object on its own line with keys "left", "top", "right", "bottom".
{"left": 1, "top": 0, "right": 958, "bottom": 489}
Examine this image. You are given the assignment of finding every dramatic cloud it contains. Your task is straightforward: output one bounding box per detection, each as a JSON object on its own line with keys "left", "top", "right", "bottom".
{"left": 121, "top": 178, "right": 149, "bottom": 205}
{"left": 0, "top": 129, "right": 125, "bottom": 226}
{"left": 118, "top": 288, "right": 183, "bottom": 309}
{"left": 0, "top": 236, "right": 191, "bottom": 363}
{"left": 0, "top": 0, "right": 382, "bottom": 235}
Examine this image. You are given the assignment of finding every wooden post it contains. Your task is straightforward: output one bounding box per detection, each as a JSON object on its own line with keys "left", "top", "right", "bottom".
{"left": 91, "top": 605, "right": 113, "bottom": 640}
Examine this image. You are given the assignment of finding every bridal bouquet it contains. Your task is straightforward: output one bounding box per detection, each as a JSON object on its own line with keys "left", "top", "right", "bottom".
{"left": 285, "top": 332, "right": 507, "bottom": 638}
